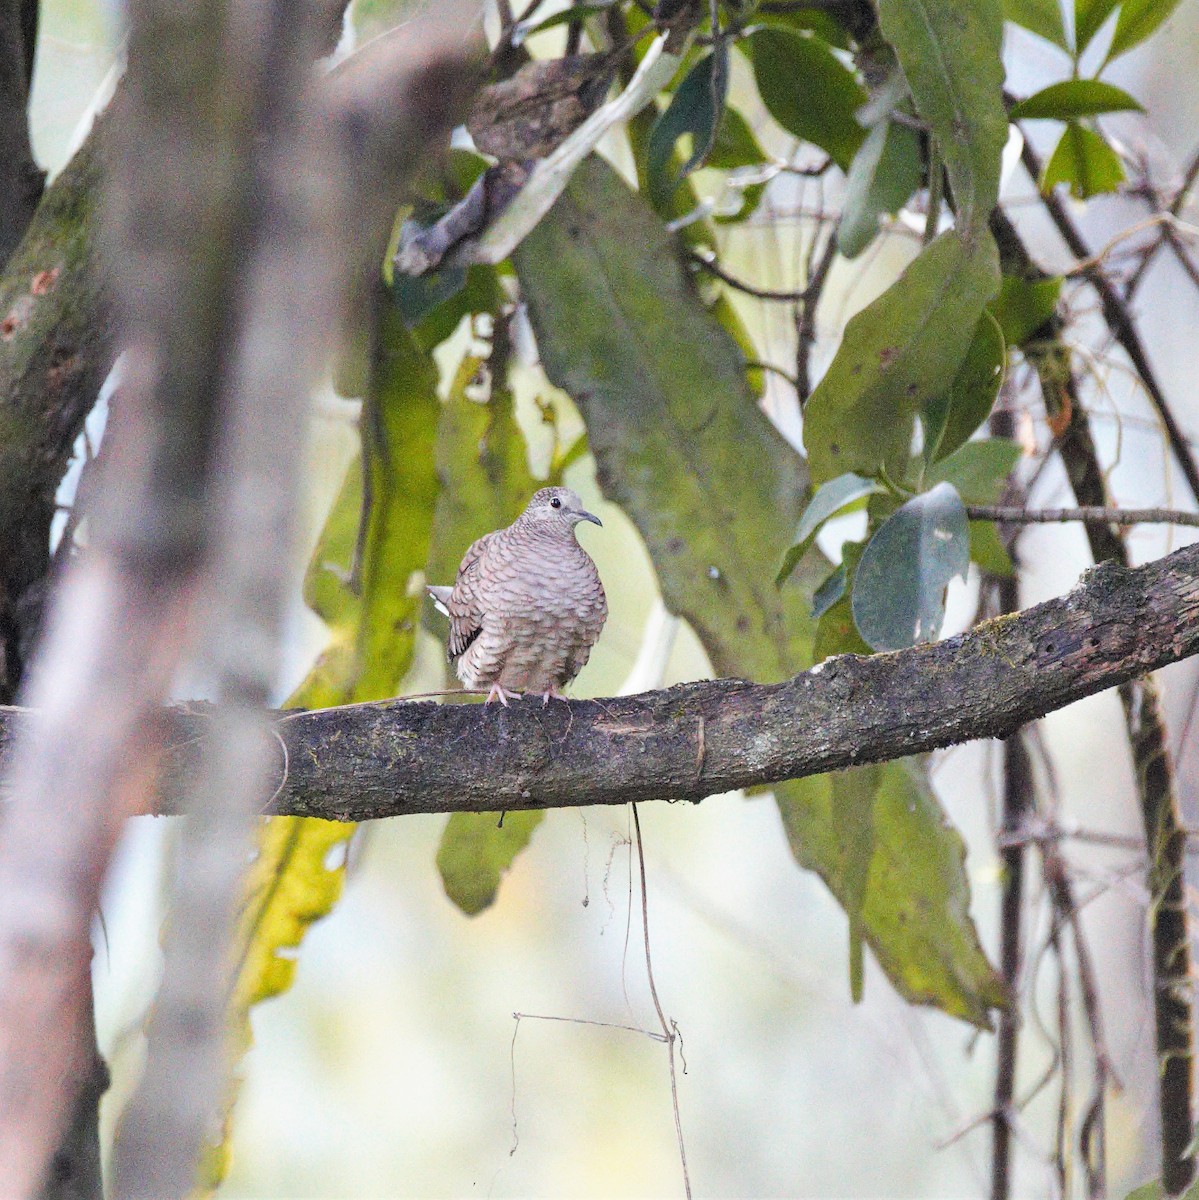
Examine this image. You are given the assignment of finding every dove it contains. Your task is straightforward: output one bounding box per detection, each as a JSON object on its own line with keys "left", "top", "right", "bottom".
{"left": 427, "top": 486, "right": 607, "bottom": 705}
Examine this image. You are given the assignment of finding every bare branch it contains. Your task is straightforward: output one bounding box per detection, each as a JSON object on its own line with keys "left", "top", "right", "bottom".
{"left": 967, "top": 505, "right": 1199, "bottom": 530}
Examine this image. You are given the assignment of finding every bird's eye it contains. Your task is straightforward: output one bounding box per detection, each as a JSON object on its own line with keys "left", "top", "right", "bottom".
{"left": 550, "top": 497, "right": 562, "bottom": 509}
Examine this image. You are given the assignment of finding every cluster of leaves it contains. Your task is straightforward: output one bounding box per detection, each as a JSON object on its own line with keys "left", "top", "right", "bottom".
{"left": 1008, "top": 0, "right": 1179, "bottom": 197}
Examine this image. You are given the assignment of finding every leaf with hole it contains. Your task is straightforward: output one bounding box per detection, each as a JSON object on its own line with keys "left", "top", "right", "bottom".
{"left": 748, "top": 28, "right": 866, "bottom": 170}
{"left": 852, "top": 482, "right": 970, "bottom": 651}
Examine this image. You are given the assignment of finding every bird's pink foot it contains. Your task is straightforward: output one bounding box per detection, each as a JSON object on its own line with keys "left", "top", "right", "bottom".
{"left": 485, "top": 683, "right": 520, "bottom": 707}
{"left": 540, "top": 685, "right": 568, "bottom": 707}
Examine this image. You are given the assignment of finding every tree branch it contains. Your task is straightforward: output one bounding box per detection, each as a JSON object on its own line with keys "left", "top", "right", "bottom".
{"left": 967, "top": 505, "right": 1199, "bottom": 530}
{"left": 47, "top": 538, "right": 1186, "bottom": 820}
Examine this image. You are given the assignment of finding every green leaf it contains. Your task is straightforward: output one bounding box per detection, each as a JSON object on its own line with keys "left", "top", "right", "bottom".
{"left": 839, "top": 120, "right": 923, "bottom": 258}
{"left": 515, "top": 156, "right": 1003, "bottom": 1026}
{"left": 748, "top": 28, "right": 867, "bottom": 170}
{"left": 852, "top": 481, "right": 970, "bottom": 650}
{"left": 1075, "top": 0, "right": 1121, "bottom": 51}
{"left": 1009, "top": 79, "right": 1144, "bottom": 119}
{"left": 812, "top": 563, "right": 848, "bottom": 618}
{"left": 707, "top": 105, "right": 766, "bottom": 170}
{"left": 647, "top": 49, "right": 729, "bottom": 213}
{"left": 1042, "top": 121, "right": 1125, "bottom": 198}
{"left": 969, "top": 518, "right": 1015, "bottom": 575}
{"left": 356, "top": 305, "right": 443, "bottom": 698}
{"left": 989, "top": 273, "right": 1062, "bottom": 346}
{"left": 425, "top": 354, "right": 538, "bottom": 601}
{"left": 436, "top": 811, "right": 545, "bottom": 915}
{"left": 1005, "top": 0, "right": 1070, "bottom": 48}
{"left": 924, "top": 311, "right": 1007, "bottom": 463}
{"left": 778, "top": 761, "right": 1007, "bottom": 1026}
{"left": 751, "top": 4, "right": 850, "bottom": 46}
{"left": 777, "top": 472, "right": 882, "bottom": 585}
{"left": 876, "top": 0, "right": 1007, "bottom": 228}
{"left": 521, "top": 2, "right": 614, "bottom": 36}
{"left": 804, "top": 229, "right": 1001, "bottom": 484}
{"left": 831, "top": 765, "right": 879, "bottom": 1003}
{"left": 926, "top": 437, "right": 1022, "bottom": 503}
{"left": 1107, "top": 0, "right": 1185, "bottom": 58}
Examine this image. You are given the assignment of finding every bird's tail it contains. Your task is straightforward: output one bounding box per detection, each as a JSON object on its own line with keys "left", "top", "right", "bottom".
{"left": 426, "top": 584, "right": 453, "bottom": 616}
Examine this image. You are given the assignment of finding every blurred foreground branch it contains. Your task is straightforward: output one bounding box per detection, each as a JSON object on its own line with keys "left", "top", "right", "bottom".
{"left": 0, "top": 2, "right": 480, "bottom": 1194}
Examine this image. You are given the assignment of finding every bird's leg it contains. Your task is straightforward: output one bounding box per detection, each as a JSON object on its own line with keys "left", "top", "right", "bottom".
{"left": 485, "top": 682, "right": 518, "bottom": 707}
{"left": 540, "top": 684, "right": 568, "bottom": 707}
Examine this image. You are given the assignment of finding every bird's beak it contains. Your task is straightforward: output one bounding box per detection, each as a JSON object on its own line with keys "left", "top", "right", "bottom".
{"left": 577, "top": 509, "right": 603, "bottom": 527}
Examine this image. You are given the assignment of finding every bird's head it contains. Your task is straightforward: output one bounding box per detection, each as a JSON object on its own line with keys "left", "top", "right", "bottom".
{"left": 522, "top": 486, "right": 603, "bottom": 532}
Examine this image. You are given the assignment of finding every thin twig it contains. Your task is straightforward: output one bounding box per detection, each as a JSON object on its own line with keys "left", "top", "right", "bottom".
{"left": 966, "top": 504, "right": 1199, "bottom": 530}
{"left": 1018, "top": 134, "right": 1199, "bottom": 505}
{"left": 688, "top": 250, "right": 805, "bottom": 302}
{"left": 796, "top": 226, "right": 837, "bottom": 404}
{"left": 631, "top": 804, "right": 692, "bottom": 1200}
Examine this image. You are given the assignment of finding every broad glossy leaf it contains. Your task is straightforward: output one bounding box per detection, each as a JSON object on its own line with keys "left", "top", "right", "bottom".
{"left": 924, "top": 310, "right": 1007, "bottom": 463}
{"left": 927, "top": 437, "right": 1022, "bottom": 503}
{"left": 437, "top": 811, "right": 545, "bottom": 914}
{"left": 1075, "top": 0, "right": 1121, "bottom": 51}
{"left": 1108, "top": 0, "right": 1185, "bottom": 58}
{"left": 516, "top": 158, "right": 812, "bottom": 683}
{"left": 749, "top": 28, "right": 866, "bottom": 170}
{"left": 876, "top": 0, "right": 1007, "bottom": 228}
{"left": 777, "top": 472, "right": 882, "bottom": 585}
{"left": 839, "top": 120, "right": 923, "bottom": 258}
{"left": 515, "top": 156, "right": 1002, "bottom": 1026}
{"left": 1042, "top": 121, "right": 1125, "bottom": 197}
{"left": 852, "top": 482, "right": 970, "bottom": 650}
{"left": 1010, "top": 79, "right": 1144, "bottom": 119}
{"left": 647, "top": 49, "right": 728, "bottom": 213}
{"left": 804, "top": 229, "right": 1001, "bottom": 483}
{"left": 780, "top": 762, "right": 1007, "bottom": 1026}
{"left": 989, "top": 273, "right": 1062, "bottom": 346}
{"left": 1005, "top": 0, "right": 1070, "bottom": 48}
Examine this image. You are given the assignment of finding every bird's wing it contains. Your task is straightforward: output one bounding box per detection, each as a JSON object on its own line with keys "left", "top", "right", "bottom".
{"left": 445, "top": 532, "right": 495, "bottom": 660}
